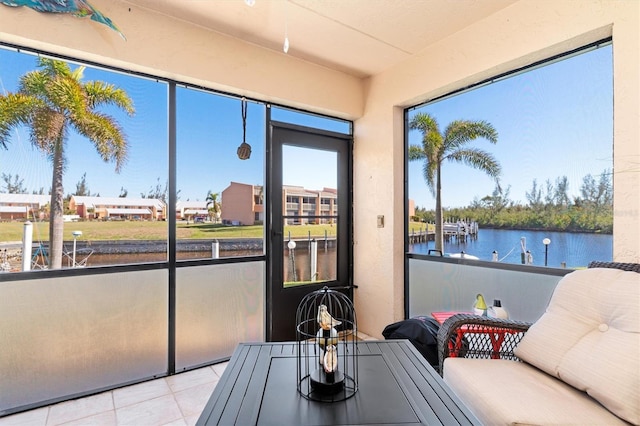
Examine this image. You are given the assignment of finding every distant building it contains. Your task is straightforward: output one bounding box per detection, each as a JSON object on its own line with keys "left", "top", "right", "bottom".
{"left": 69, "top": 196, "right": 165, "bottom": 220}
{"left": 283, "top": 185, "right": 337, "bottom": 225}
{"left": 176, "top": 201, "right": 208, "bottom": 220}
{"left": 220, "top": 182, "right": 337, "bottom": 226}
{"left": 0, "top": 193, "right": 50, "bottom": 221}
{"left": 221, "top": 182, "right": 264, "bottom": 226}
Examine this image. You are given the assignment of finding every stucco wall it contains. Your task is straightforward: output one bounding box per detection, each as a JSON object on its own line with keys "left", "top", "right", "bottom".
{"left": 0, "top": 0, "right": 363, "bottom": 119}
{"left": 0, "top": 0, "right": 637, "bottom": 340}
{"left": 354, "top": 0, "right": 639, "bottom": 337}
{"left": 221, "top": 182, "right": 255, "bottom": 226}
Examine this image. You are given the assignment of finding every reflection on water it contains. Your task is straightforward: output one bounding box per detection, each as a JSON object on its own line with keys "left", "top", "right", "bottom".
{"left": 410, "top": 228, "right": 612, "bottom": 268}
{"left": 83, "top": 247, "right": 337, "bottom": 283}
{"left": 284, "top": 247, "right": 337, "bottom": 283}
{"left": 87, "top": 250, "right": 260, "bottom": 265}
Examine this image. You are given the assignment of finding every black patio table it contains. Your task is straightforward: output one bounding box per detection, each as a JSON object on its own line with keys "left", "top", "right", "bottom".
{"left": 196, "top": 340, "right": 480, "bottom": 425}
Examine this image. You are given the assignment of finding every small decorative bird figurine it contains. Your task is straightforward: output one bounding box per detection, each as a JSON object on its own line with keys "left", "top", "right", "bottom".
{"left": 323, "top": 344, "right": 338, "bottom": 374}
{"left": 317, "top": 304, "right": 341, "bottom": 330}
{"left": 1, "top": 0, "right": 126, "bottom": 40}
{"left": 473, "top": 293, "right": 488, "bottom": 316}
{"left": 316, "top": 327, "right": 339, "bottom": 350}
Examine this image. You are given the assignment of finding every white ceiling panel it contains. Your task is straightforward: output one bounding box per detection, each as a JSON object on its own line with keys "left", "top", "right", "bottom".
{"left": 124, "top": 0, "right": 516, "bottom": 77}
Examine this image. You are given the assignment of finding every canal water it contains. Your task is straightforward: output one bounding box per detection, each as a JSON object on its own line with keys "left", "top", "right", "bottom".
{"left": 61, "top": 229, "right": 612, "bottom": 271}
{"left": 83, "top": 246, "right": 337, "bottom": 283}
{"left": 410, "top": 228, "right": 613, "bottom": 268}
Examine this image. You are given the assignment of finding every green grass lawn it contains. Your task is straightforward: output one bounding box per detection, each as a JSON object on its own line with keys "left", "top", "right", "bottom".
{"left": 0, "top": 220, "right": 340, "bottom": 242}
{"left": 1, "top": 220, "right": 427, "bottom": 242}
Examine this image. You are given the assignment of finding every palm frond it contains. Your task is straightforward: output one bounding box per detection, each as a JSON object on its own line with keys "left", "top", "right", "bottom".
{"left": 18, "top": 69, "right": 50, "bottom": 98}
{"left": 446, "top": 147, "right": 502, "bottom": 178}
{"left": 38, "top": 57, "right": 73, "bottom": 78}
{"left": 29, "top": 107, "right": 65, "bottom": 152}
{"left": 84, "top": 81, "right": 135, "bottom": 115}
{"left": 47, "top": 74, "right": 88, "bottom": 117}
{"left": 0, "top": 93, "right": 41, "bottom": 148}
{"left": 72, "top": 111, "right": 128, "bottom": 172}
{"left": 409, "top": 112, "right": 444, "bottom": 196}
{"left": 422, "top": 160, "right": 437, "bottom": 196}
{"left": 409, "top": 112, "right": 439, "bottom": 133}
{"left": 408, "top": 144, "right": 426, "bottom": 160}
{"left": 444, "top": 120, "right": 498, "bottom": 151}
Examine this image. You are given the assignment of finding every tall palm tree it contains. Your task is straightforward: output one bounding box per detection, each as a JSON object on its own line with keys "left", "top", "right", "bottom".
{"left": 205, "top": 191, "right": 221, "bottom": 223}
{"left": 409, "top": 112, "right": 500, "bottom": 252}
{"left": 0, "top": 58, "right": 134, "bottom": 268}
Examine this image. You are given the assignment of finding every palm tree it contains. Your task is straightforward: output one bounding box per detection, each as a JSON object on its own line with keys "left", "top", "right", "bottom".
{"left": 206, "top": 191, "right": 221, "bottom": 223}
{"left": 0, "top": 58, "right": 134, "bottom": 268}
{"left": 409, "top": 112, "right": 500, "bottom": 252}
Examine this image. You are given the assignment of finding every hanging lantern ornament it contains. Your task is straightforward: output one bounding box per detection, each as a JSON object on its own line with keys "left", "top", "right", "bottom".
{"left": 237, "top": 98, "right": 251, "bottom": 160}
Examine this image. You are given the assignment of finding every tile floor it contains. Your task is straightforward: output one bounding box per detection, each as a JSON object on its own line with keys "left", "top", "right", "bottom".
{"left": 0, "top": 362, "right": 229, "bottom": 426}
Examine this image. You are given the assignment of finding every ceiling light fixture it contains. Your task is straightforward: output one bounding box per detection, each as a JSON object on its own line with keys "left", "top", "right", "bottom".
{"left": 244, "top": 0, "right": 255, "bottom": 7}
{"left": 283, "top": 0, "right": 290, "bottom": 53}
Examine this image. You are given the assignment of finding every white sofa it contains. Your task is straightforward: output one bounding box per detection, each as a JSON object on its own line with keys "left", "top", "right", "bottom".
{"left": 438, "top": 262, "right": 639, "bottom": 425}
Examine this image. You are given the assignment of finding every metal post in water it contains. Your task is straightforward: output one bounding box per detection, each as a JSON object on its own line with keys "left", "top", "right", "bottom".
{"left": 324, "top": 230, "right": 328, "bottom": 251}
{"left": 22, "top": 221, "right": 33, "bottom": 271}
{"left": 288, "top": 240, "right": 297, "bottom": 282}
{"left": 526, "top": 250, "right": 533, "bottom": 265}
{"left": 310, "top": 239, "right": 318, "bottom": 281}
{"left": 71, "top": 231, "right": 82, "bottom": 267}
{"left": 212, "top": 240, "right": 219, "bottom": 259}
{"left": 543, "top": 238, "right": 551, "bottom": 267}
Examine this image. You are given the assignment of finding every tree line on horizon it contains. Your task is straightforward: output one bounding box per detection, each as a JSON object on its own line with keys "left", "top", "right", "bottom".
{"left": 412, "top": 169, "right": 613, "bottom": 233}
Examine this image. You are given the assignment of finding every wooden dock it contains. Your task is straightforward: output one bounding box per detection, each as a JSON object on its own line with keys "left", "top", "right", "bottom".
{"left": 409, "top": 221, "right": 478, "bottom": 244}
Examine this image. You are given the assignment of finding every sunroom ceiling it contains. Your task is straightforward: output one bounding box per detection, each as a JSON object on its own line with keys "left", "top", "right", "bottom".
{"left": 124, "top": 0, "right": 516, "bottom": 78}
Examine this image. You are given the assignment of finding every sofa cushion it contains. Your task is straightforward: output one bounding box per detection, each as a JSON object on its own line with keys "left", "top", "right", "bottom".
{"left": 444, "top": 358, "right": 630, "bottom": 425}
{"left": 514, "top": 268, "right": 640, "bottom": 424}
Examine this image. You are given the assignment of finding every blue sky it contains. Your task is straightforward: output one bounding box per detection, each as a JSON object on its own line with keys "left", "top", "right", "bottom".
{"left": 1, "top": 44, "right": 611, "bottom": 205}
{"left": 408, "top": 44, "right": 612, "bottom": 208}
{"left": 0, "top": 47, "right": 345, "bottom": 201}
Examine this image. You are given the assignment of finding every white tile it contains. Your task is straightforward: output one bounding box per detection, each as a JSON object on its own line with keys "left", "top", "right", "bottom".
{"left": 173, "top": 382, "right": 217, "bottom": 417}
{"left": 210, "top": 362, "right": 228, "bottom": 379}
{"left": 58, "top": 410, "right": 116, "bottom": 426}
{"left": 183, "top": 413, "right": 200, "bottom": 426}
{"left": 0, "top": 407, "right": 48, "bottom": 426}
{"left": 112, "top": 379, "right": 171, "bottom": 409}
{"left": 47, "top": 393, "right": 113, "bottom": 426}
{"left": 115, "top": 395, "right": 182, "bottom": 426}
{"left": 165, "top": 368, "right": 218, "bottom": 394}
{"left": 160, "top": 419, "right": 186, "bottom": 426}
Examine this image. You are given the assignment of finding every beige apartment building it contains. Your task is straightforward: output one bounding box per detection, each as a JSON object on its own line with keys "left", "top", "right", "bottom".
{"left": 283, "top": 185, "right": 337, "bottom": 225}
{"left": 175, "top": 201, "right": 208, "bottom": 220}
{"left": 221, "top": 182, "right": 263, "bottom": 226}
{"left": 0, "top": 193, "right": 49, "bottom": 221}
{"left": 69, "top": 196, "right": 165, "bottom": 221}
{"left": 220, "top": 182, "right": 337, "bottom": 226}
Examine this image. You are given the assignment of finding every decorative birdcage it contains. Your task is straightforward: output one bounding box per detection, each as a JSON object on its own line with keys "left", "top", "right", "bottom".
{"left": 296, "top": 286, "right": 358, "bottom": 402}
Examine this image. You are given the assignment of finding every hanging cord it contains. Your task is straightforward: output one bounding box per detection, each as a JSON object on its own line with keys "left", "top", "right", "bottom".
{"left": 241, "top": 97, "right": 247, "bottom": 143}
{"left": 237, "top": 98, "right": 251, "bottom": 160}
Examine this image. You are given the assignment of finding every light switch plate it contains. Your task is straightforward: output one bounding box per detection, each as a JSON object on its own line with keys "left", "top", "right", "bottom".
{"left": 377, "top": 215, "right": 384, "bottom": 228}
